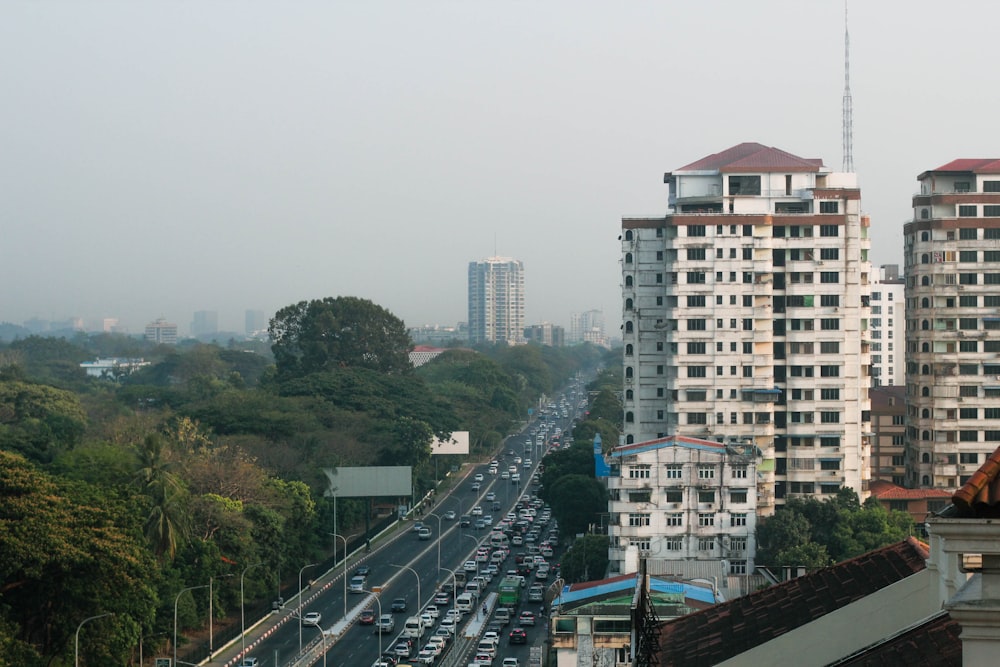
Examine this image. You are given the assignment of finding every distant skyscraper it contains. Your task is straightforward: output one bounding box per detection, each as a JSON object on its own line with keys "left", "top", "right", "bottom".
{"left": 245, "top": 309, "right": 267, "bottom": 337}
{"left": 570, "top": 309, "right": 607, "bottom": 346}
{"left": 144, "top": 318, "right": 178, "bottom": 345}
{"left": 468, "top": 257, "right": 525, "bottom": 345}
{"left": 869, "top": 265, "right": 904, "bottom": 387}
{"left": 191, "top": 310, "right": 219, "bottom": 337}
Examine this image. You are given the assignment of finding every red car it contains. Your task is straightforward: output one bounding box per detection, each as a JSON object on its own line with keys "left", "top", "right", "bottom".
{"left": 360, "top": 609, "right": 376, "bottom": 625}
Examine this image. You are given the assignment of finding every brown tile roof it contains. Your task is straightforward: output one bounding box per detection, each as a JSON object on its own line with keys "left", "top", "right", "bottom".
{"left": 655, "top": 538, "right": 929, "bottom": 667}
{"left": 674, "top": 142, "right": 824, "bottom": 174}
{"left": 951, "top": 444, "right": 1000, "bottom": 516}
{"left": 928, "top": 158, "right": 1000, "bottom": 174}
{"left": 870, "top": 480, "right": 952, "bottom": 501}
{"left": 829, "top": 611, "right": 962, "bottom": 667}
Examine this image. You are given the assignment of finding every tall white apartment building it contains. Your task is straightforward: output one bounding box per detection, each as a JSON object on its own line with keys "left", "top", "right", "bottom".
{"left": 621, "top": 143, "right": 873, "bottom": 511}
{"left": 144, "top": 317, "right": 178, "bottom": 345}
{"left": 870, "top": 265, "right": 905, "bottom": 387}
{"left": 468, "top": 257, "right": 525, "bottom": 345}
{"left": 904, "top": 159, "right": 1000, "bottom": 489}
{"left": 606, "top": 435, "right": 758, "bottom": 577}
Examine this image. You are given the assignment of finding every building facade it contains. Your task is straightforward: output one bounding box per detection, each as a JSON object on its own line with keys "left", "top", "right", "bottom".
{"left": 621, "top": 143, "right": 873, "bottom": 511}
{"left": 606, "top": 435, "right": 759, "bottom": 577}
{"left": 869, "top": 385, "right": 906, "bottom": 485}
{"left": 870, "top": 264, "right": 905, "bottom": 387}
{"left": 144, "top": 317, "right": 178, "bottom": 345}
{"left": 570, "top": 309, "right": 608, "bottom": 347}
{"left": 524, "top": 322, "right": 565, "bottom": 347}
{"left": 904, "top": 159, "right": 1000, "bottom": 489}
{"left": 191, "top": 310, "right": 218, "bottom": 338}
{"left": 468, "top": 256, "right": 525, "bottom": 345}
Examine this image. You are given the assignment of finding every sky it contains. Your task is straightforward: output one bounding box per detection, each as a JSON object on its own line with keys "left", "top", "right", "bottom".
{"left": 3, "top": 1, "right": 1000, "bottom": 336}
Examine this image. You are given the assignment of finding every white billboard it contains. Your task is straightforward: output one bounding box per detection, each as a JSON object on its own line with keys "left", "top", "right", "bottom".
{"left": 431, "top": 431, "right": 469, "bottom": 455}
{"left": 323, "top": 466, "right": 413, "bottom": 498}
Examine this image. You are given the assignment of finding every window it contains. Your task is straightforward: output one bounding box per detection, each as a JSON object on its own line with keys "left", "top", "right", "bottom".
{"left": 820, "top": 271, "right": 840, "bottom": 283}
{"left": 688, "top": 366, "right": 706, "bottom": 378}
{"left": 820, "top": 341, "right": 840, "bottom": 353}
{"left": 688, "top": 319, "right": 707, "bottom": 330}
{"left": 821, "top": 411, "right": 841, "bottom": 423}
{"left": 628, "top": 465, "right": 651, "bottom": 479}
{"left": 665, "top": 513, "right": 683, "bottom": 526}
{"left": 732, "top": 466, "right": 748, "bottom": 479}
{"left": 728, "top": 175, "right": 761, "bottom": 195}
{"left": 688, "top": 225, "right": 706, "bottom": 237}
{"left": 988, "top": 229, "right": 1000, "bottom": 240}
{"left": 960, "top": 453, "right": 979, "bottom": 465}
{"left": 820, "top": 318, "right": 840, "bottom": 330}
{"left": 687, "top": 341, "right": 707, "bottom": 354}
{"left": 820, "top": 459, "right": 841, "bottom": 470}
{"left": 959, "top": 205, "right": 978, "bottom": 217}
{"left": 687, "top": 295, "right": 706, "bottom": 307}
{"left": 698, "top": 538, "right": 715, "bottom": 552}
{"left": 960, "top": 273, "right": 978, "bottom": 285}
{"left": 820, "top": 247, "right": 840, "bottom": 260}
{"left": 628, "top": 513, "right": 651, "bottom": 527}
{"left": 687, "top": 412, "right": 707, "bottom": 425}
{"left": 665, "top": 490, "right": 683, "bottom": 503}
{"left": 730, "top": 490, "right": 748, "bottom": 504}
{"left": 961, "top": 227, "right": 979, "bottom": 239}
{"left": 697, "top": 465, "right": 715, "bottom": 480}
{"left": 730, "top": 513, "right": 748, "bottom": 527}
{"left": 687, "top": 271, "right": 706, "bottom": 284}
{"left": 820, "top": 365, "right": 840, "bottom": 377}
{"left": 665, "top": 538, "right": 683, "bottom": 551}
{"left": 821, "top": 388, "right": 841, "bottom": 399}
{"left": 698, "top": 490, "right": 715, "bottom": 503}
{"left": 986, "top": 251, "right": 1000, "bottom": 262}
{"left": 687, "top": 247, "right": 707, "bottom": 260}
{"left": 960, "top": 408, "right": 978, "bottom": 419}
{"left": 665, "top": 464, "right": 682, "bottom": 479}
{"left": 986, "top": 206, "right": 1000, "bottom": 217}
{"left": 960, "top": 250, "right": 979, "bottom": 262}
{"left": 698, "top": 513, "right": 715, "bottom": 527}
{"left": 819, "top": 201, "right": 839, "bottom": 214}
{"left": 820, "top": 225, "right": 839, "bottom": 237}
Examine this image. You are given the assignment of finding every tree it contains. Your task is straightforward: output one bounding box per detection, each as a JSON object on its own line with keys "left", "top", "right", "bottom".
{"left": 560, "top": 534, "right": 610, "bottom": 583}
{"left": 543, "top": 474, "right": 607, "bottom": 537}
{"left": 269, "top": 297, "right": 413, "bottom": 376}
{"left": 0, "top": 379, "right": 88, "bottom": 463}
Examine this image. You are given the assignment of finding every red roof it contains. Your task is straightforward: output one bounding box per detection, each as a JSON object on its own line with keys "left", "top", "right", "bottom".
{"left": 674, "top": 142, "right": 824, "bottom": 174}
{"left": 655, "top": 539, "right": 929, "bottom": 666}
{"left": 928, "top": 158, "right": 1000, "bottom": 174}
{"left": 951, "top": 444, "right": 1000, "bottom": 516}
{"left": 870, "top": 480, "right": 951, "bottom": 501}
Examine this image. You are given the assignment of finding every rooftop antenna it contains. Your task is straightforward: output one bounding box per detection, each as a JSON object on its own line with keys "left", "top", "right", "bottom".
{"left": 842, "top": 0, "right": 854, "bottom": 173}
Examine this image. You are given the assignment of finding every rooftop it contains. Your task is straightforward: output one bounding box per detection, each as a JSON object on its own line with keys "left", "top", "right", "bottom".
{"left": 922, "top": 158, "right": 1000, "bottom": 176}
{"left": 672, "top": 142, "right": 824, "bottom": 174}
{"left": 949, "top": 443, "right": 1000, "bottom": 517}
{"left": 610, "top": 434, "right": 732, "bottom": 459}
{"left": 870, "top": 480, "right": 952, "bottom": 502}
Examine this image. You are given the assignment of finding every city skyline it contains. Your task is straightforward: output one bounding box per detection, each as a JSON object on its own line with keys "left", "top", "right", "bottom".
{"left": 4, "top": 2, "right": 1000, "bottom": 335}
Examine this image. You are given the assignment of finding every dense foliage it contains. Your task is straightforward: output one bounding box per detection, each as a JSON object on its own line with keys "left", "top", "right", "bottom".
{"left": 0, "top": 305, "right": 604, "bottom": 664}
{"left": 756, "top": 489, "right": 915, "bottom": 570}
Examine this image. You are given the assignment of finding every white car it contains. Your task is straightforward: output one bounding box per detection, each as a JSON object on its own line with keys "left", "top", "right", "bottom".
{"left": 471, "top": 505, "right": 483, "bottom": 516}
{"left": 420, "top": 612, "right": 434, "bottom": 627}
{"left": 501, "top": 471, "right": 510, "bottom": 480}
{"left": 474, "top": 473, "right": 484, "bottom": 482}
{"left": 424, "top": 604, "right": 440, "bottom": 619}
{"left": 464, "top": 560, "right": 479, "bottom": 572}
{"left": 444, "top": 510, "right": 457, "bottom": 520}
{"left": 502, "top": 659, "right": 520, "bottom": 667}
{"left": 303, "top": 612, "right": 322, "bottom": 626}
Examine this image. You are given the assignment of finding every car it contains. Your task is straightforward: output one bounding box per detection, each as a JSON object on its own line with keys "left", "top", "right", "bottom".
{"left": 444, "top": 510, "right": 457, "bottom": 520}
{"left": 355, "top": 565, "right": 372, "bottom": 577}
{"left": 464, "top": 560, "right": 478, "bottom": 572}
{"left": 518, "top": 611, "right": 536, "bottom": 626}
{"left": 303, "top": 612, "right": 322, "bottom": 626}
{"left": 434, "top": 592, "right": 450, "bottom": 605}
{"left": 485, "top": 491, "right": 496, "bottom": 501}
{"left": 509, "top": 627, "right": 527, "bottom": 644}
{"left": 412, "top": 522, "right": 425, "bottom": 532}
{"left": 445, "top": 608, "right": 463, "bottom": 621}
{"left": 460, "top": 515, "right": 472, "bottom": 527}
{"left": 241, "top": 660, "right": 259, "bottom": 667}
{"left": 423, "top": 640, "right": 443, "bottom": 656}
{"left": 474, "top": 473, "right": 484, "bottom": 482}
{"left": 425, "top": 604, "right": 440, "bottom": 619}
{"left": 471, "top": 482, "right": 481, "bottom": 491}
{"left": 376, "top": 614, "right": 396, "bottom": 634}
{"left": 416, "top": 649, "right": 437, "bottom": 664}
{"left": 502, "top": 659, "right": 520, "bottom": 667}
{"left": 472, "top": 505, "right": 483, "bottom": 516}
{"left": 439, "top": 616, "right": 457, "bottom": 634}
{"left": 374, "top": 656, "right": 397, "bottom": 667}
{"left": 418, "top": 527, "right": 433, "bottom": 540}
{"left": 432, "top": 627, "right": 451, "bottom": 642}
{"left": 500, "top": 471, "right": 510, "bottom": 480}
{"left": 474, "top": 519, "right": 487, "bottom": 530}
{"left": 473, "top": 654, "right": 494, "bottom": 665}
{"left": 360, "top": 609, "right": 376, "bottom": 624}
{"left": 420, "top": 612, "right": 434, "bottom": 628}
{"left": 393, "top": 641, "right": 413, "bottom": 658}
{"left": 392, "top": 597, "right": 408, "bottom": 613}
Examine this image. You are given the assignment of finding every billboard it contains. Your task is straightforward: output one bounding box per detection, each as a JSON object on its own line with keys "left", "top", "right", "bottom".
{"left": 431, "top": 431, "right": 469, "bottom": 455}
{"left": 323, "top": 466, "right": 412, "bottom": 498}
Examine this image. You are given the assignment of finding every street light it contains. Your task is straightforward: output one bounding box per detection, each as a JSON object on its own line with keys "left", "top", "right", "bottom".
{"left": 361, "top": 590, "right": 383, "bottom": 659}
{"left": 390, "top": 563, "right": 421, "bottom": 612}
{"left": 139, "top": 631, "right": 167, "bottom": 667}
{"left": 328, "top": 532, "right": 348, "bottom": 618}
{"left": 440, "top": 568, "right": 458, "bottom": 612}
{"left": 240, "top": 563, "right": 264, "bottom": 661}
{"left": 75, "top": 612, "right": 113, "bottom": 667}
{"left": 174, "top": 584, "right": 209, "bottom": 667}
{"left": 298, "top": 562, "right": 318, "bottom": 655}
{"left": 426, "top": 512, "right": 444, "bottom": 576}
{"left": 312, "top": 625, "right": 329, "bottom": 667}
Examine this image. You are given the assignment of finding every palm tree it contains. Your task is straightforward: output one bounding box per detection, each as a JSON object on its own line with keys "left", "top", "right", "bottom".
{"left": 134, "top": 434, "right": 188, "bottom": 560}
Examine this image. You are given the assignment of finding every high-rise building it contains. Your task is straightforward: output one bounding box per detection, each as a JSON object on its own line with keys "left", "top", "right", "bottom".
{"left": 245, "top": 309, "right": 267, "bottom": 338}
{"left": 870, "top": 265, "right": 905, "bottom": 387}
{"left": 524, "top": 322, "right": 564, "bottom": 347}
{"left": 621, "top": 142, "right": 872, "bottom": 511}
{"left": 468, "top": 257, "right": 525, "bottom": 345}
{"left": 191, "top": 310, "right": 218, "bottom": 338}
{"left": 904, "top": 159, "right": 1000, "bottom": 489}
{"left": 144, "top": 317, "right": 178, "bottom": 345}
{"left": 570, "top": 309, "right": 608, "bottom": 347}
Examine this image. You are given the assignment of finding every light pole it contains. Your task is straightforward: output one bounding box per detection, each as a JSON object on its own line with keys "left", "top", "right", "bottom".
{"left": 361, "top": 590, "right": 383, "bottom": 659}
{"left": 426, "top": 512, "right": 444, "bottom": 576}
{"left": 298, "top": 562, "right": 318, "bottom": 655}
{"left": 240, "top": 563, "right": 264, "bottom": 660}
{"left": 328, "top": 532, "right": 348, "bottom": 618}
{"left": 440, "top": 568, "right": 458, "bottom": 612}
{"left": 313, "top": 625, "right": 329, "bottom": 667}
{"left": 174, "top": 584, "right": 209, "bottom": 667}
{"left": 209, "top": 574, "right": 234, "bottom": 659}
{"left": 390, "top": 563, "right": 421, "bottom": 612}
{"left": 139, "top": 631, "right": 167, "bottom": 667}
{"left": 75, "top": 612, "right": 112, "bottom": 667}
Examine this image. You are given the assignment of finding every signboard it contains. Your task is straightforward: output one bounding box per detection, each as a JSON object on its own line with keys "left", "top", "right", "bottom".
{"left": 155, "top": 660, "right": 171, "bottom": 667}
{"left": 323, "top": 466, "right": 412, "bottom": 498}
{"left": 430, "top": 431, "right": 469, "bottom": 455}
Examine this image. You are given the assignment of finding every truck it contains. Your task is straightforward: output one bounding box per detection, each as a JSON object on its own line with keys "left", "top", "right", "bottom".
{"left": 498, "top": 576, "right": 522, "bottom": 609}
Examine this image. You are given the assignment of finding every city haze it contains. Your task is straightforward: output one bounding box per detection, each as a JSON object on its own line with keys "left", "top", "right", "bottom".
{"left": 3, "top": 1, "right": 998, "bottom": 334}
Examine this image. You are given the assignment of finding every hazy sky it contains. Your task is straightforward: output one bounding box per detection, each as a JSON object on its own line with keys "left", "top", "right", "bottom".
{"left": 4, "top": 1, "right": 1000, "bottom": 336}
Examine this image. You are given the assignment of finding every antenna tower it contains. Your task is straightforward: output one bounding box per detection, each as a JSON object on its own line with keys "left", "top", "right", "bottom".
{"left": 842, "top": 1, "right": 854, "bottom": 172}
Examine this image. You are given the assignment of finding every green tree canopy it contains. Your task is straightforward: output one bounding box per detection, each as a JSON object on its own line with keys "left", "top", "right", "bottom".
{"left": 543, "top": 474, "right": 607, "bottom": 537}
{"left": 559, "top": 534, "right": 610, "bottom": 584}
{"left": 269, "top": 297, "right": 413, "bottom": 376}
{"left": 0, "top": 379, "right": 88, "bottom": 463}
